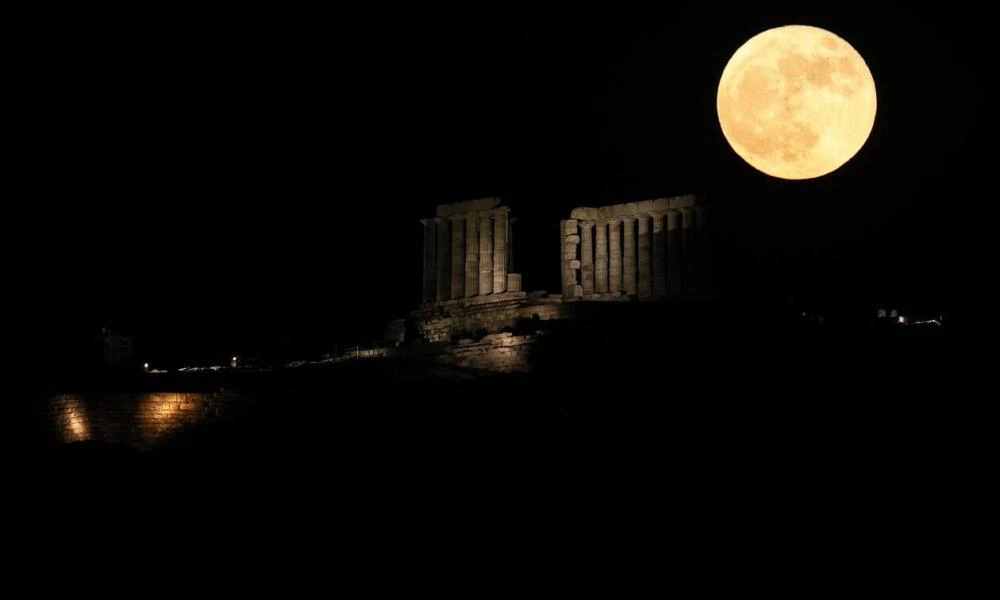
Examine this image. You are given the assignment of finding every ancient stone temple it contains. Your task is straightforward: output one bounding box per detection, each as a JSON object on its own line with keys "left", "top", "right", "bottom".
{"left": 419, "top": 197, "right": 523, "bottom": 304}
{"left": 398, "top": 193, "right": 709, "bottom": 373}
{"left": 560, "top": 194, "right": 708, "bottom": 300}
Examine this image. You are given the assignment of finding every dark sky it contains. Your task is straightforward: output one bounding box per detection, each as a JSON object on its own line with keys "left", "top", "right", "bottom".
{"left": 29, "top": 5, "right": 989, "bottom": 366}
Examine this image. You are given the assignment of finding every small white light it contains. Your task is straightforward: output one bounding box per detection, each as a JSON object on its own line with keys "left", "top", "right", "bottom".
{"left": 232, "top": 356, "right": 237, "bottom": 362}
{"left": 898, "top": 316, "right": 906, "bottom": 324}
{"left": 144, "top": 363, "right": 149, "bottom": 369}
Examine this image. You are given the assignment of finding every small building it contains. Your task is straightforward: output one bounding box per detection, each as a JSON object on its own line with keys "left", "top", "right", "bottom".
{"left": 97, "top": 327, "right": 134, "bottom": 369}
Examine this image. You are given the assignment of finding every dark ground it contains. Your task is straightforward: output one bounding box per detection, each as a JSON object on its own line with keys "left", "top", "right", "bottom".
{"left": 15, "top": 327, "right": 987, "bottom": 590}
{"left": 22, "top": 306, "right": 986, "bottom": 572}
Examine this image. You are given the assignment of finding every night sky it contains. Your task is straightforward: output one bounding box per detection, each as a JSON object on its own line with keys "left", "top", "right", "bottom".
{"left": 31, "top": 5, "right": 988, "bottom": 368}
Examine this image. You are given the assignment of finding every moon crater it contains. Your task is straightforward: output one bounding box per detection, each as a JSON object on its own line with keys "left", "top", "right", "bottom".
{"left": 717, "top": 25, "right": 877, "bottom": 180}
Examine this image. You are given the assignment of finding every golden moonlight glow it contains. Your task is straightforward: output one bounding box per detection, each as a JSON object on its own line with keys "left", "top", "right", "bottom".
{"left": 717, "top": 25, "right": 877, "bottom": 180}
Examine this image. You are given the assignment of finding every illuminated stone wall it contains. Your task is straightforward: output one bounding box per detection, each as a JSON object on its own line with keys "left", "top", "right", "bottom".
{"left": 410, "top": 296, "right": 572, "bottom": 343}
{"left": 419, "top": 198, "right": 521, "bottom": 304}
{"left": 438, "top": 332, "right": 539, "bottom": 373}
{"left": 41, "top": 392, "right": 244, "bottom": 450}
{"left": 562, "top": 194, "right": 708, "bottom": 299}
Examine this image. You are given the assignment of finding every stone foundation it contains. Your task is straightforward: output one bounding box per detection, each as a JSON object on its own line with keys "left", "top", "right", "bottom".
{"left": 409, "top": 294, "right": 572, "bottom": 343}
{"left": 438, "top": 332, "right": 539, "bottom": 373}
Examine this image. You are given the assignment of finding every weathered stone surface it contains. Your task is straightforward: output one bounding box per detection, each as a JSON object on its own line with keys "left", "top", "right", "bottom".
{"left": 435, "top": 217, "right": 450, "bottom": 302}
{"left": 506, "top": 273, "right": 522, "bottom": 292}
{"left": 479, "top": 213, "right": 493, "bottom": 295}
{"left": 622, "top": 216, "right": 636, "bottom": 296}
{"left": 450, "top": 216, "right": 465, "bottom": 299}
{"left": 637, "top": 214, "right": 651, "bottom": 297}
{"left": 465, "top": 215, "right": 479, "bottom": 297}
{"left": 652, "top": 212, "right": 666, "bottom": 297}
{"left": 608, "top": 218, "right": 622, "bottom": 294}
{"left": 669, "top": 194, "right": 697, "bottom": 209}
{"left": 410, "top": 296, "right": 573, "bottom": 343}
{"left": 570, "top": 194, "right": 697, "bottom": 221}
{"left": 41, "top": 392, "right": 245, "bottom": 450}
{"left": 439, "top": 332, "right": 539, "bottom": 373}
{"left": 493, "top": 208, "right": 508, "bottom": 293}
{"left": 436, "top": 197, "right": 502, "bottom": 217}
{"left": 560, "top": 219, "right": 580, "bottom": 298}
{"left": 580, "top": 221, "right": 594, "bottom": 296}
{"left": 594, "top": 221, "right": 608, "bottom": 294}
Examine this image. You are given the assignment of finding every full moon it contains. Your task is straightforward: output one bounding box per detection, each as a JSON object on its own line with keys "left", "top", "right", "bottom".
{"left": 717, "top": 25, "right": 877, "bottom": 180}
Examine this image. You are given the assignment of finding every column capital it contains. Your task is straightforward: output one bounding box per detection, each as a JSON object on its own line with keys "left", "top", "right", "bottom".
{"left": 419, "top": 218, "right": 436, "bottom": 226}
{"left": 620, "top": 215, "right": 635, "bottom": 223}
{"left": 449, "top": 213, "right": 466, "bottom": 222}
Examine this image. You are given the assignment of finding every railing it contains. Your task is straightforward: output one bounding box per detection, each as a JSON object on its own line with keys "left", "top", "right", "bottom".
{"left": 323, "top": 341, "right": 397, "bottom": 361}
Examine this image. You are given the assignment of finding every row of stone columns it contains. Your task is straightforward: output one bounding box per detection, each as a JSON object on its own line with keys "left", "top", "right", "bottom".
{"left": 421, "top": 207, "right": 515, "bottom": 303}
{"left": 562, "top": 206, "right": 706, "bottom": 299}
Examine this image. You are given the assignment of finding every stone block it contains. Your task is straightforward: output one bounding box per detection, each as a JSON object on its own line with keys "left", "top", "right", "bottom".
{"left": 435, "top": 197, "right": 502, "bottom": 217}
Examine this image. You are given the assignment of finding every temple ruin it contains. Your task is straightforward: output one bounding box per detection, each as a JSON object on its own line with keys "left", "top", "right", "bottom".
{"left": 419, "top": 197, "right": 522, "bottom": 305}
{"left": 401, "top": 194, "right": 709, "bottom": 372}
{"left": 560, "top": 195, "right": 707, "bottom": 300}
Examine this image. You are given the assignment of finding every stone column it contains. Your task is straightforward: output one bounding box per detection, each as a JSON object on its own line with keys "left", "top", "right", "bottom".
{"left": 561, "top": 219, "right": 581, "bottom": 298}
{"left": 465, "top": 215, "right": 479, "bottom": 297}
{"left": 450, "top": 215, "right": 465, "bottom": 299}
{"left": 507, "top": 216, "right": 516, "bottom": 273}
{"left": 435, "top": 217, "right": 450, "bottom": 302}
{"left": 622, "top": 216, "right": 636, "bottom": 296}
{"left": 479, "top": 212, "right": 493, "bottom": 295}
{"left": 492, "top": 207, "right": 508, "bottom": 294}
{"left": 637, "top": 214, "right": 651, "bottom": 297}
{"left": 580, "top": 221, "right": 594, "bottom": 296}
{"left": 680, "top": 207, "right": 694, "bottom": 295}
{"left": 420, "top": 218, "right": 437, "bottom": 304}
{"left": 667, "top": 209, "right": 681, "bottom": 296}
{"left": 651, "top": 212, "right": 666, "bottom": 296}
{"left": 608, "top": 218, "right": 621, "bottom": 294}
{"left": 595, "top": 220, "right": 608, "bottom": 294}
